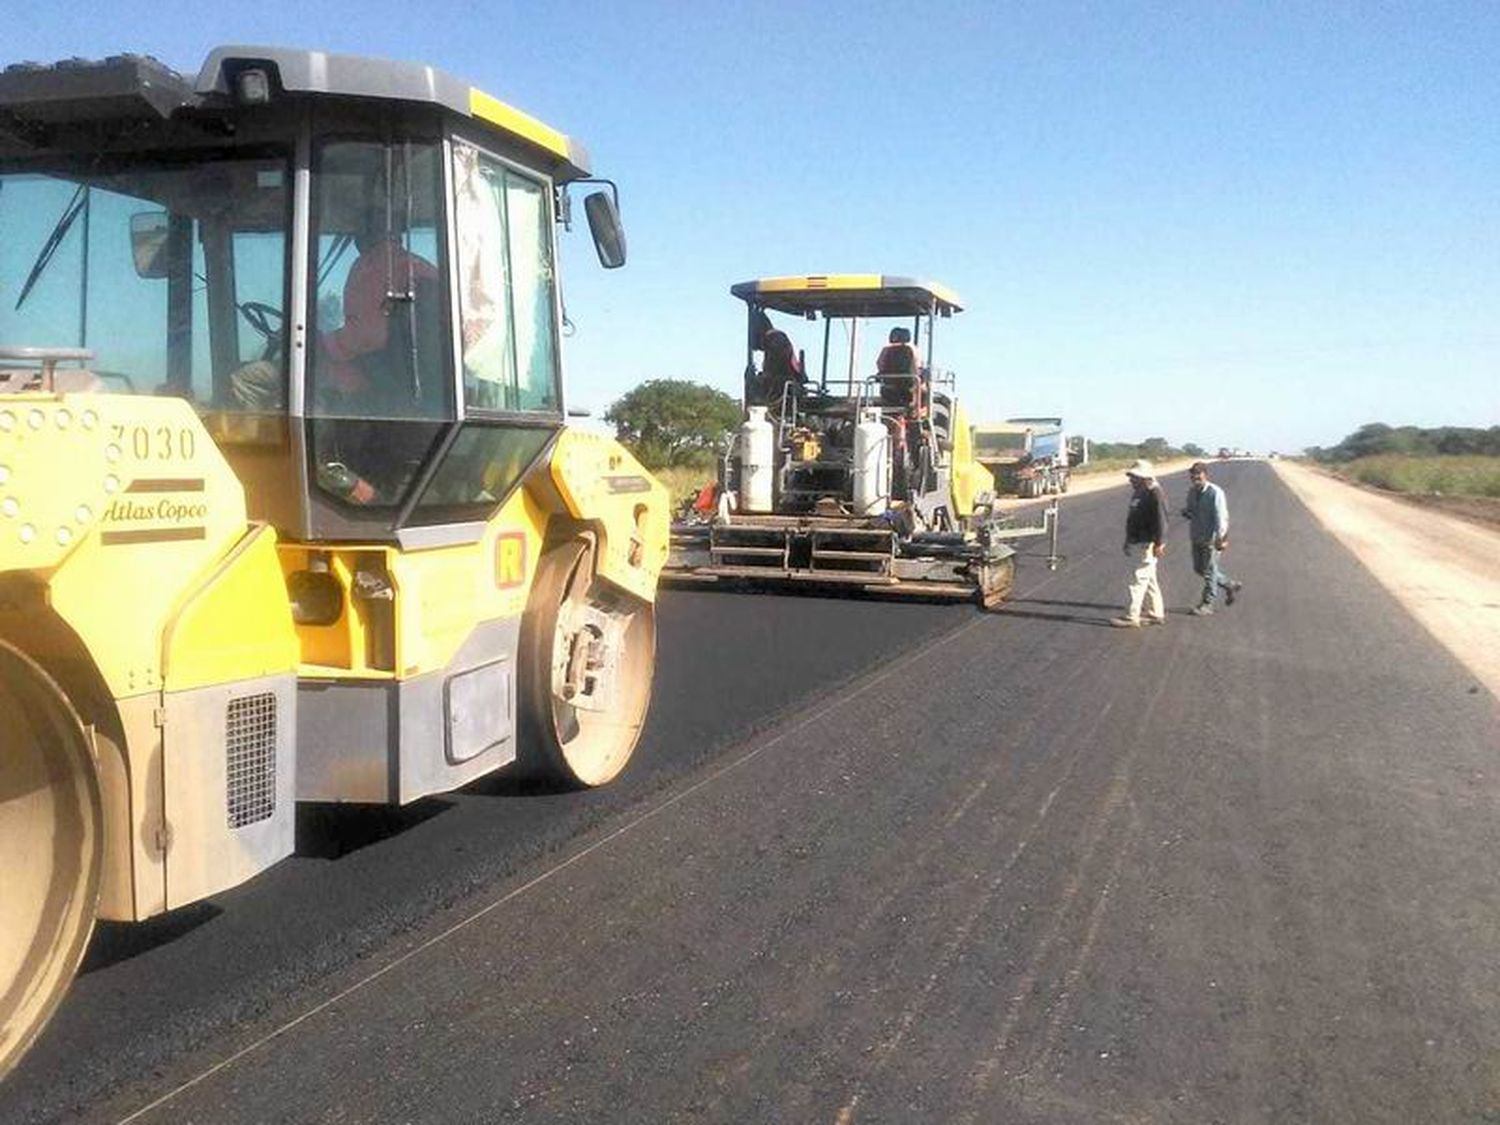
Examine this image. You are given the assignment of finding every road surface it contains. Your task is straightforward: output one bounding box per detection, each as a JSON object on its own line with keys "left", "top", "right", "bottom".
{"left": 4, "top": 462, "right": 1497, "bottom": 1124}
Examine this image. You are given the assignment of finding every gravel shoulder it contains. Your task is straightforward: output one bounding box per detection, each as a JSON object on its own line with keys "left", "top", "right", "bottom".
{"left": 1273, "top": 458, "right": 1500, "bottom": 700}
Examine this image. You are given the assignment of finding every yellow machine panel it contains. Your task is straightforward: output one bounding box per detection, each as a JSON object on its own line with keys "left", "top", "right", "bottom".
{"left": 544, "top": 429, "right": 670, "bottom": 604}
{"left": 163, "top": 525, "right": 299, "bottom": 692}
{"left": 1, "top": 394, "right": 250, "bottom": 698}
{"left": 948, "top": 402, "right": 995, "bottom": 519}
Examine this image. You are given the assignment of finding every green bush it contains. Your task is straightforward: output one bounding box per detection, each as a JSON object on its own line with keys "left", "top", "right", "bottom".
{"left": 605, "top": 379, "right": 741, "bottom": 471}
{"left": 1338, "top": 455, "right": 1500, "bottom": 498}
{"left": 1313, "top": 423, "right": 1500, "bottom": 462}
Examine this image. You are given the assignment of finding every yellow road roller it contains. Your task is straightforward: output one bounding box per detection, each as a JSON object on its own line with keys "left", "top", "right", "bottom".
{"left": 0, "top": 46, "right": 667, "bottom": 1076}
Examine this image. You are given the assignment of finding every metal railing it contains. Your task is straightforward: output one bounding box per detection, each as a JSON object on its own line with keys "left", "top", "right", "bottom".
{"left": 0, "top": 346, "right": 94, "bottom": 392}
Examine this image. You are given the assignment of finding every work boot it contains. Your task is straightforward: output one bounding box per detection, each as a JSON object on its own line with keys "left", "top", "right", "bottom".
{"left": 1109, "top": 616, "right": 1142, "bottom": 629}
{"left": 1191, "top": 604, "right": 1214, "bottom": 616}
{"left": 1225, "top": 581, "right": 1243, "bottom": 606}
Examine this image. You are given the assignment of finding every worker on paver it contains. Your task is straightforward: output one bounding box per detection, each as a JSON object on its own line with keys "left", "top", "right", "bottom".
{"left": 1111, "top": 460, "right": 1169, "bottom": 628}
{"left": 1182, "top": 460, "right": 1243, "bottom": 616}
{"left": 760, "top": 326, "right": 804, "bottom": 407}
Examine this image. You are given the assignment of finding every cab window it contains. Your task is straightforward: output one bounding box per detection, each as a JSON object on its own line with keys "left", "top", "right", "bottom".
{"left": 406, "top": 424, "right": 554, "bottom": 524}
{"left": 452, "top": 141, "right": 560, "bottom": 413}
{"left": 307, "top": 138, "right": 452, "bottom": 509}
{"left": 0, "top": 154, "right": 289, "bottom": 413}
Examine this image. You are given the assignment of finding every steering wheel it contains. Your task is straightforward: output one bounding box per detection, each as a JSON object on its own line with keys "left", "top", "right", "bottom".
{"left": 239, "top": 301, "right": 284, "bottom": 343}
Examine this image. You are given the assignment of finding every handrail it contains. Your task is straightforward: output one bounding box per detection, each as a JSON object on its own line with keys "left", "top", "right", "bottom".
{"left": 0, "top": 346, "right": 95, "bottom": 392}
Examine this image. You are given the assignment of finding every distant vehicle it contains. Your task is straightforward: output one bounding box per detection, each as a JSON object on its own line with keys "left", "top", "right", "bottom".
{"left": 972, "top": 417, "right": 1085, "bottom": 497}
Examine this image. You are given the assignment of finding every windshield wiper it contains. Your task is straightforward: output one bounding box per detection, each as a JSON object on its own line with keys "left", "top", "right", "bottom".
{"left": 15, "top": 184, "right": 87, "bottom": 311}
{"left": 316, "top": 233, "right": 354, "bottom": 291}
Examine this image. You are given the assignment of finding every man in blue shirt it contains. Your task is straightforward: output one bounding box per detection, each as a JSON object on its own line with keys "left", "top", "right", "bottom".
{"left": 1182, "top": 461, "right": 1243, "bottom": 616}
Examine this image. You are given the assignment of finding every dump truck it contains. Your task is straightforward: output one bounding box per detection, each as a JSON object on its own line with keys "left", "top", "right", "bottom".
{"left": 666, "top": 276, "right": 1056, "bottom": 605}
{"left": 0, "top": 46, "right": 669, "bottom": 1077}
{"left": 973, "top": 417, "right": 1087, "bottom": 497}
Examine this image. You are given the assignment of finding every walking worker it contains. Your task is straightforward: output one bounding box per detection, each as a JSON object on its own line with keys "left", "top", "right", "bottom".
{"left": 1111, "top": 460, "right": 1169, "bottom": 628}
{"left": 1182, "top": 461, "right": 1243, "bottom": 616}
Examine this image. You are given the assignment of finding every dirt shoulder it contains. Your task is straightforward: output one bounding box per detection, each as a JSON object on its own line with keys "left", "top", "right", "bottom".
{"left": 1404, "top": 493, "right": 1500, "bottom": 532}
{"left": 1318, "top": 473, "right": 1500, "bottom": 533}
{"left": 1273, "top": 459, "right": 1500, "bottom": 700}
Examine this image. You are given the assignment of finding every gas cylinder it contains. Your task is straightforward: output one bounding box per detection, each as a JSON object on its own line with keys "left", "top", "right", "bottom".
{"left": 737, "top": 406, "right": 775, "bottom": 513}
{"left": 852, "top": 408, "right": 890, "bottom": 515}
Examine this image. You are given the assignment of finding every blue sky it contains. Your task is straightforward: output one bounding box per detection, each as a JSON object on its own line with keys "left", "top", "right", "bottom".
{"left": 8, "top": 1, "right": 1497, "bottom": 451}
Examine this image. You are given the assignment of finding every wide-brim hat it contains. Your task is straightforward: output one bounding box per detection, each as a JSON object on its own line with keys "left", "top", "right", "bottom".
{"left": 1125, "top": 459, "right": 1156, "bottom": 479}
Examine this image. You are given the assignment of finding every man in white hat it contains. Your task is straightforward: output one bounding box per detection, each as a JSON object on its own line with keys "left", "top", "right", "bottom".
{"left": 1111, "top": 459, "right": 1169, "bottom": 627}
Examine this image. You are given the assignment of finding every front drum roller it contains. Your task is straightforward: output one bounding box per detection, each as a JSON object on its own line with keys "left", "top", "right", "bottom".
{"left": 517, "top": 540, "right": 656, "bottom": 788}
{"left": 0, "top": 641, "right": 102, "bottom": 1079}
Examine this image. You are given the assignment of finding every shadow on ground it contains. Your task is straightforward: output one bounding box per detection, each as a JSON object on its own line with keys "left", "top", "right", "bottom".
{"left": 81, "top": 903, "right": 223, "bottom": 975}
{"left": 295, "top": 798, "right": 455, "bottom": 860}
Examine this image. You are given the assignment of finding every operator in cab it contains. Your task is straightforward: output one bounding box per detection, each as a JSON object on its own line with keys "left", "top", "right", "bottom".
{"left": 746, "top": 311, "right": 805, "bottom": 410}
{"left": 319, "top": 205, "right": 441, "bottom": 403}
{"left": 310, "top": 200, "right": 444, "bottom": 505}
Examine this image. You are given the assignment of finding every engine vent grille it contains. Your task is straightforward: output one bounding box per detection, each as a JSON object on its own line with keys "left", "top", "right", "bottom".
{"left": 226, "top": 693, "right": 277, "bottom": 828}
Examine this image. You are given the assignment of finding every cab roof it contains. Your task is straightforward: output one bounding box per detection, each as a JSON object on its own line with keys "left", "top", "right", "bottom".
{"left": 730, "top": 275, "right": 963, "bottom": 318}
{"left": 0, "top": 45, "right": 591, "bottom": 180}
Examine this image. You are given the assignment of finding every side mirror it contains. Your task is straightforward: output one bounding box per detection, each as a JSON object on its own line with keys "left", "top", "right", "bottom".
{"left": 584, "top": 190, "right": 626, "bottom": 269}
{"left": 129, "top": 211, "right": 171, "bottom": 279}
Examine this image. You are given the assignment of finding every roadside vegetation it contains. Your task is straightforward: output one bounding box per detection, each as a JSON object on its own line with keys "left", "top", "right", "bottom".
{"left": 605, "top": 379, "right": 738, "bottom": 505}
{"left": 1327, "top": 455, "right": 1500, "bottom": 498}
{"left": 1307, "top": 424, "right": 1500, "bottom": 498}
{"left": 654, "top": 464, "right": 715, "bottom": 507}
{"left": 1075, "top": 438, "right": 1202, "bottom": 475}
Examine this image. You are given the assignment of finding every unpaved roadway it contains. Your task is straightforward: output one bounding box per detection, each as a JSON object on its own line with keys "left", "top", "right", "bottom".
{"left": 5, "top": 462, "right": 1499, "bottom": 1124}
{"left": 1273, "top": 459, "right": 1500, "bottom": 700}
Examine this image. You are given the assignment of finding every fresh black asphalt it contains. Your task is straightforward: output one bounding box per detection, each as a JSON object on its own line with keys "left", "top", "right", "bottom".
{"left": 4, "top": 463, "right": 1498, "bottom": 1123}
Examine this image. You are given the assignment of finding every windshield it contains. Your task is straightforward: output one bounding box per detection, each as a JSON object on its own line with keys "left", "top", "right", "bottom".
{"left": 1030, "top": 432, "right": 1062, "bottom": 459}
{"left": 973, "top": 430, "right": 1029, "bottom": 456}
{"left": 0, "top": 150, "right": 290, "bottom": 410}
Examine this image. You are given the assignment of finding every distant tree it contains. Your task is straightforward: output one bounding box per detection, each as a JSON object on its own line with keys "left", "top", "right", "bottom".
{"left": 1087, "top": 437, "right": 1186, "bottom": 461}
{"left": 605, "top": 379, "right": 742, "bottom": 471}
{"left": 1318, "top": 422, "right": 1500, "bottom": 462}
{"left": 1334, "top": 422, "right": 1398, "bottom": 460}
{"left": 1182, "top": 443, "right": 1206, "bottom": 458}
{"left": 1436, "top": 428, "right": 1482, "bottom": 455}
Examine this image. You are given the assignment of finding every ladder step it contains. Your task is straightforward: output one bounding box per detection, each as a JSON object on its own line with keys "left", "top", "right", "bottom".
{"left": 710, "top": 545, "right": 785, "bottom": 557}
{"left": 812, "top": 549, "right": 892, "bottom": 562}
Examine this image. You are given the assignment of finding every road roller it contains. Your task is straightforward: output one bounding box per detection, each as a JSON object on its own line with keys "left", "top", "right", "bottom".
{"left": 0, "top": 45, "right": 667, "bottom": 1076}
